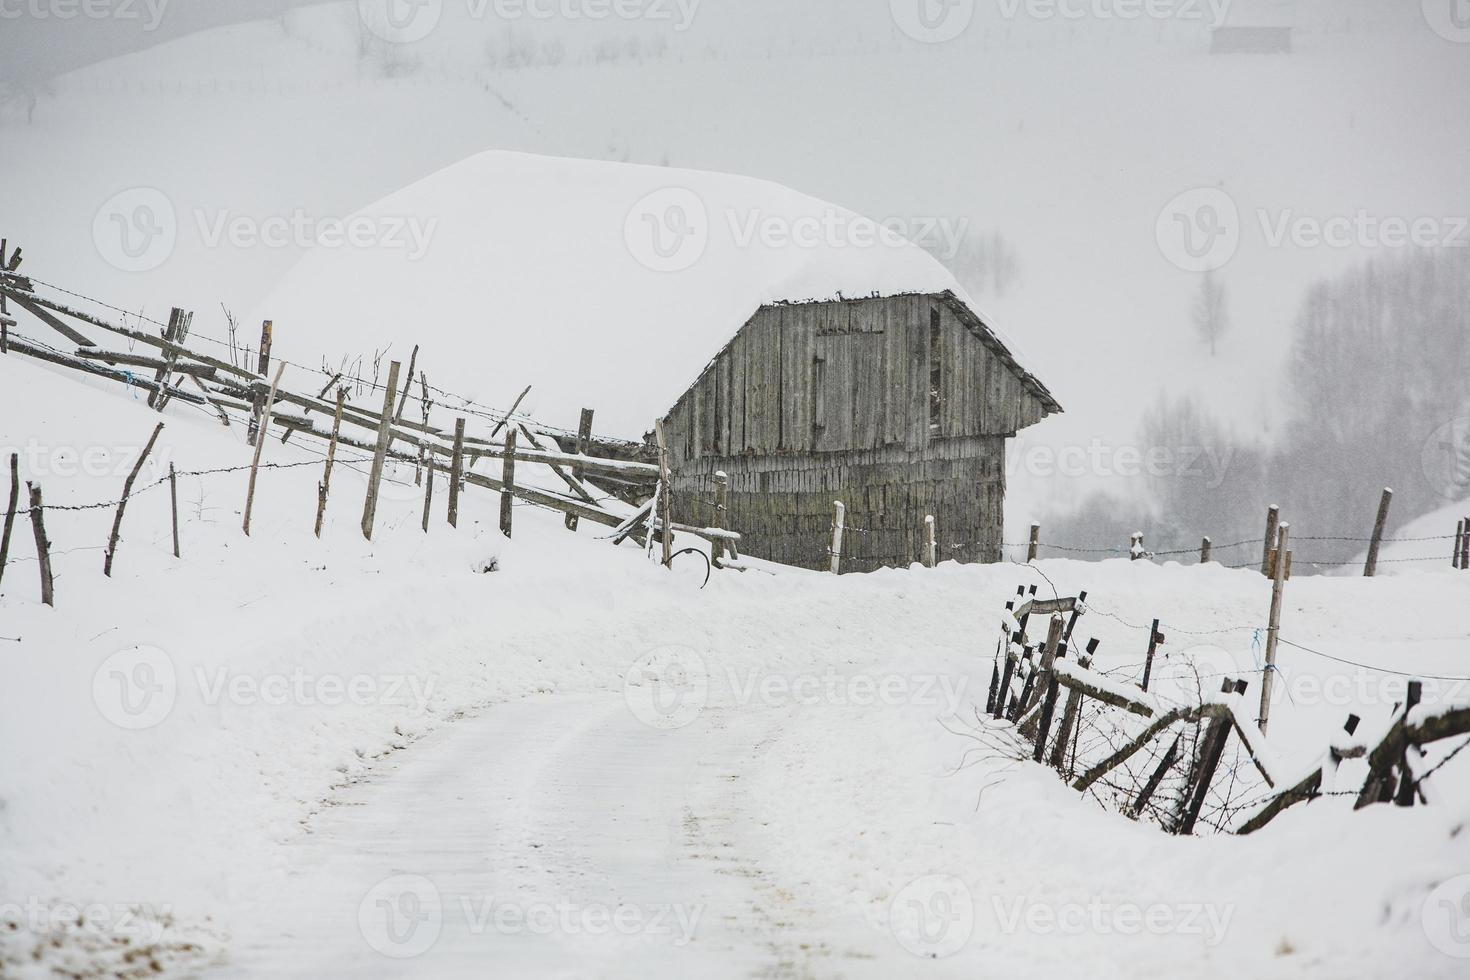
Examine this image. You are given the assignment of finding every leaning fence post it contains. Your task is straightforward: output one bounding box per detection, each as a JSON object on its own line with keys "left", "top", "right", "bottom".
{"left": 923, "top": 515, "right": 936, "bottom": 568}
{"left": 242, "top": 363, "right": 286, "bottom": 537}
{"left": 247, "top": 319, "right": 273, "bottom": 446}
{"left": 1455, "top": 519, "right": 1465, "bottom": 569}
{"left": 1177, "top": 679, "right": 1246, "bottom": 835}
{"left": 104, "top": 422, "right": 165, "bottom": 576}
{"left": 0, "top": 452, "right": 18, "bottom": 587}
{"left": 1200, "top": 536, "right": 1212, "bottom": 564}
{"left": 1140, "top": 618, "right": 1164, "bottom": 691}
{"left": 448, "top": 417, "right": 465, "bottom": 529}
{"left": 1461, "top": 515, "right": 1469, "bottom": 571}
{"left": 169, "top": 463, "right": 180, "bottom": 558}
{"left": 829, "top": 500, "right": 845, "bottom": 575}
{"left": 27, "top": 482, "right": 53, "bottom": 606}
{"left": 711, "top": 470, "right": 729, "bottom": 566}
{"left": 1258, "top": 523, "right": 1290, "bottom": 734}
{"left": 1364, "top": 487, "right": 1393, "bottom": 577}
{"left": 499, "top": 428, "right": 517, "bottom": 538}
{"left": 1028, "top": 522, "right": 1040, "bottom": 562}
{"left": 361, "top": 360, "right": 402, "bottom": 541}
{"left": 1260, "top": 504, "right": 1280, "bottom": 576}
{"left": 315, "top": 388, "right": 345, "bottom": 538}
{"left": 564, "top": 408, "right": 594, "bottom": 532}
{"left": 1049, "top": 645, "right": 1092, "bottom": 772}
{"left": 421, "top": 459, "right": 434, "bottom": 533}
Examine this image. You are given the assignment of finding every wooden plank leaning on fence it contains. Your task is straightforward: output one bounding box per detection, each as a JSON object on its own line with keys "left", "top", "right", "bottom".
{"left": 27, "top": 482, "right": 53, "bottom": 606}
{"left": 315, "top": 388, "right": 346, "bottom": 538}
{"left": 103, "top": 422, "right": 165, "bottom": 577}
{"left": 243, "top": 364, "right": 287, "bottom": 536}
{"left": 361, "top": 360, "right": 402, "bottom": 542}
{"left": 0, "top": 453, "right": 17, "bottom": 588}
{"left": 448, "top": 417, "right": 465, "bottom": 530}
{"left": 564, "top": 408, "right": 594, "bottom": 532}
{"left": 500, "top": 429, "right": 517, "bottom": 538}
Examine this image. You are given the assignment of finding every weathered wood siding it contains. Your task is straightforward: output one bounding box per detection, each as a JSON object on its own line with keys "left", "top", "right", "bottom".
{"left": 660, "top": 292, "right": 1051, "bottom": 571}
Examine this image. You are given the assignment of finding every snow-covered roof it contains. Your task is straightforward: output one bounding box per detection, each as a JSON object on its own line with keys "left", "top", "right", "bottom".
{"left": 253, "top": 151, "right": 1048, "bottom": 438}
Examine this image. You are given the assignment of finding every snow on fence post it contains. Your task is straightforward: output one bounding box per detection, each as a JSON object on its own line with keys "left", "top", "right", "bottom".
{"left": 1129, "top": 531, "right": 1145, "bottom": 560}
{"left": 923, "top": 515, "right": 936, "bottom": 568}
{"left": 1049, "top": 641, "right": 1094, "bottom": 773}
{"left": 27, "top": 482, "right": 53, "bottom": 606}
{"left": 1028, "top": 523, "right": 1040, "bottom": 562}
{"left": 829, "top": 500, "right": 845, "bottom": 575}
{"left": 564, "top": 408, "right": 594, "bottom": 532}
{"left": 361, "top": 359, "right": 402, "bottom": 541}
{"left": 1258, "top": 523, "right": 1290, "bottom": 735}
{"left": 1260, "top": 504, "right": 1280, "bottom": 576}
{"left": 711, "top": 470, "right": 729, "bottom": 567}
{"left": 499, "top": 427, "right": 517, "bottom": 539}
{"left": 315, "top": 388, "right": 345, "bottom": 538}
{"left": 242, "top": 364, "right": 286, "bottom": 537}
{"left": 448, "top": 417, "right": 466, "bottom": 530}
{"left": 1363, "top": 487, "right": 1393, "bottom": 578}
{"left": 1031, "top": 643, "right": 1066, "bottom": 763}
{"left": 1200, "top": 536, "right": 1212, "bottom": 563}
{"left": 0, "top": 452, "right": 18, "bottom": 588}
{"left": 169, "top": 463, "right": 179, "bottom": 558}
{"left": 104, "top": 421, "right": 164, "bottom": 576}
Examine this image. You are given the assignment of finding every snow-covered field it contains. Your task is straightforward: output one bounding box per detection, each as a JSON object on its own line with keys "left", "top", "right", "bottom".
{"left": 2, "top": 345, "right": 1468, "bottom": 978}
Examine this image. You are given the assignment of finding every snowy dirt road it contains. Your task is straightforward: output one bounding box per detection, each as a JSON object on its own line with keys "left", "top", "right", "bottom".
{"left": 213, "top": 692, "right": 888, "bottom": 979}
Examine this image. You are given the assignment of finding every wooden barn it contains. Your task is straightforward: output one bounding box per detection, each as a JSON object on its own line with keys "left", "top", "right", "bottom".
{"left": 658, "top": 290, "right": 1061, "bottom": 573}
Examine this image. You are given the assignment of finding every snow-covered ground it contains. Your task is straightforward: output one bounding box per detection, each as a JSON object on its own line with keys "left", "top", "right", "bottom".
{"left": 2, "top": 347, "right": 1468, "bottom": 978}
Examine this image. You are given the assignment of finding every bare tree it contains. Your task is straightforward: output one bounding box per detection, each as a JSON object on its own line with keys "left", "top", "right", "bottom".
{"left": 1192, "top": 270, "right": 1229, "bottom": 356}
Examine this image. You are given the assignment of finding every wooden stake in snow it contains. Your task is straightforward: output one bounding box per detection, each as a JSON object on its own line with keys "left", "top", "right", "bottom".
{"left": 1140, "top": 618, "right": 1164, "bottom": 692}
{"left": 0, "top": 453, "right": 18, "bottom": 587}
{"left": 1363, "top": 487, "right": 1393, "bottom": 578}
{"left": 1028, "top": 523, "right": 1040, "bottom": 562}
{"left": 653, "top": 420, "right": 674, "bottom": 567}
{"left": 829, "top": 500, "right": 845, "bottom": 575}
{"left": 1456, "top": 519, "right": 1465, "bottom": 569}
{"left": 1258, "top": 522, "right": 1290, "bottom": 734}
{"left": 242, "top": 363, "right": 287, "bottom": 537}
{"left": 1200, "top": 536, "right": 1212, "bottom": 563}
{"left": 1129, "top": 531, "right": 1145, "bottom": 560}
{"left": 169, "top": 463, "right": 180, "bottom": 558}
{"left": 247, "top": 319, "right": 273, "bottom": 446}
{"left": 315, "top": 388, "right": 345, "bottom": 538}
{"left": 1260, "top": 504, "right": 1279, "bottom": 576}
{"left": 421, "top": 459, "right": 434, "bottom": 533}
{"left": 448, "top": 416, "right": 465, "bottom": 529}
{"left": 499, "top": 427, "right": 517, "bottom": 539}
{"left": 711, "top": 470, "right": 730, "bottom": 566}
{"left": 923, "top": 515, "right": 936, "bottom": 568}
{"left": 1461, "top": 515, "right": 1469, "bottom": 571}
{"left": 361, "top": 360, "right": 401, "bottom": 542}
{"left": 393, "top": 343, "right": 419, "bottom": 422}
{"left": 104, "top": 421, "right": 164, "bottom": 577}
{"left": 1177, "top": 679, "right": 1247, "bottom": 835}
{"left": 490, "top": 384, "right": 533, "bottom": 438}
{"left": 27, "top": 482, "right": 53, "bottom": 606}
{"left": 565, "top": 408, "right": 594, "bottom": 532}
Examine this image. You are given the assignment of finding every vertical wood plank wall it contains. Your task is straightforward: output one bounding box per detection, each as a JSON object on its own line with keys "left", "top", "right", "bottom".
{"left": 662, "top": 293, "right": 1053, "bottom": 572}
